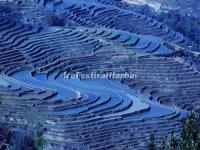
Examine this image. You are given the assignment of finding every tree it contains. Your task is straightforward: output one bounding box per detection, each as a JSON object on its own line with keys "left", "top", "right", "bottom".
{"left": 169, "top": 131, "right": 178, "bottom": 150}
{"left": 159, "top": 136, "right": 169, "bottom": 150}
{"left": 150, "top": 114, "right": 200, "bottom": 150}
{"left": 178, "top": 114, "right": 200, "bottom": 150}
{"left": 0, "top": 94, "right": 3, "bottom": 104}
{"left": 149, "top": 134, "right": 156, "bottom": 150}
{"left": 34, "top": 124, "right": 46, "bottom": 150}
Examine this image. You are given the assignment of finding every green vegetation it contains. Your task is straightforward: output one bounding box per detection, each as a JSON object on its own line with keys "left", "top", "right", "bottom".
{"left": 149, "top": 114, "right": 200, "bottom": 150}
{"left": 34, "top": 125, "right": 46, "bottom": 150}
{"left": 0, "top": 3, "right": 22, "bottom": 21}
{"left": 0, "top": 94, "right": 3, "bottom": 104}
{"left": 46, "top": 12, "right": 65, "bottom": 26}
{"left": 157, "top": 10, "right": 200, "bottom": 47}
{"left": 149, "top": 135, "right": 156, "bottom": 150}
{"left": 133, "top": 5, "right": 200, "bottom": 50}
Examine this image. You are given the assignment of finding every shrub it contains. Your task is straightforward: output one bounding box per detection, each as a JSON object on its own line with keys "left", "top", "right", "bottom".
{"left": 149, "top": 134, "right": 156, "bottom": 150}
{"left": 131, "top": 4, "right": 200, "bottom": 47}
{"left": 46, "top": 13, "right": 65, "bottom": 26}
{"left": 33, "top": 125, "right": 46, "bottom": 150}
{"left": 149, "top": 114, "right": 200, "bottom": 150}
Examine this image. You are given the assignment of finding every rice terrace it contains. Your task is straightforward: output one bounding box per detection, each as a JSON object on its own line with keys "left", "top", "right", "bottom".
{"left": 0, "top": 0, "right": 200, "bottom": 150}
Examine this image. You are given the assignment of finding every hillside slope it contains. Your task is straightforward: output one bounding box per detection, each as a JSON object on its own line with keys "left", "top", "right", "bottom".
{"left": 0, "top": 0, "right": 199, "bottom": 149}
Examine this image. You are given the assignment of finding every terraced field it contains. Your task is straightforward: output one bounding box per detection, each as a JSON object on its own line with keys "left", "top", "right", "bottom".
{"left": 0, "top": 0, "right": 199, "bottom": 149}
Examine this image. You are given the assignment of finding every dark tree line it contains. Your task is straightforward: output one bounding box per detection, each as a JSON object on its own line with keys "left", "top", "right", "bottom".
{"left": 149, "top": 114, "right": 200, "bottom": 150}
{"left": 133, "top": 5, "right": 200, "bottom": 47}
